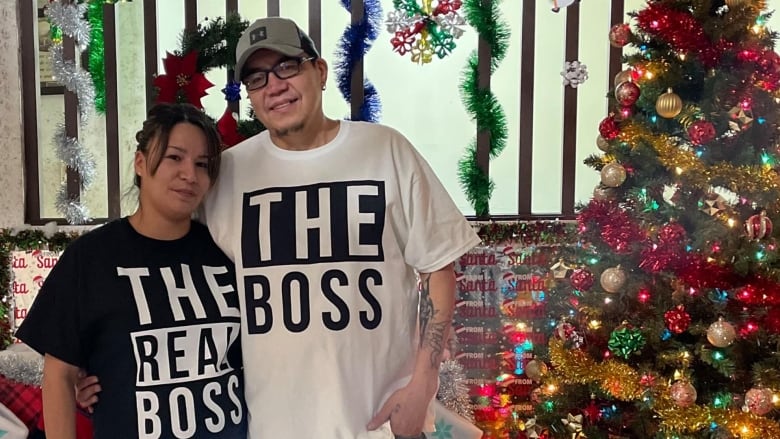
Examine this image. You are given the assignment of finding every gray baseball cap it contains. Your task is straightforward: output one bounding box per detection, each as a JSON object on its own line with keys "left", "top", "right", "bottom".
{"left": 234, "top": 17, "right": 320, "bottom": 82}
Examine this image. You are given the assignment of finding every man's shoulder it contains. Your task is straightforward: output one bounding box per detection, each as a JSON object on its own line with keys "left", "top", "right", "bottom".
{"left": 222, "top": 131, "right": 269, "bottom": 158}
{"left": 345, "top": 120, "right": 402, "bottom": 137}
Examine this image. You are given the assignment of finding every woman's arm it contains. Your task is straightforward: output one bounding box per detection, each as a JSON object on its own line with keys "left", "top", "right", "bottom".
{"left": 42, "top": 354, "right": 80, "bottom": 439}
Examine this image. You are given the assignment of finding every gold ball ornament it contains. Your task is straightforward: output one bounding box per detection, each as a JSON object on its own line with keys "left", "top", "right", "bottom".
{"left": 707, "top": 318, "right": 737, "bottom": 347}
{"left": 525, "top": 359, "right": 548, "bottom": 382}
{"left": 600, "top": 162, "right": 627, "bottom": 187}
{"left": 600, "top": 266, "right": 627, "bottom": 293}
{"left": 670, "top": 381, "right": 697, "bottom": 408}
{"left": 744, "top": 387, "right": 774, "bottom": 416}
{"left": 656, "top": 88, "right": 683, "bottom": 119}
{"left": 614, "top": 69, "right": 632, "bottom": 87}
{"left": 596, "top": 134, "right": 610, "bottom": 152}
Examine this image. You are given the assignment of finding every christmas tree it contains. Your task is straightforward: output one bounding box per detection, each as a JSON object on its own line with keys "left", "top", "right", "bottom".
{"left": 494, "top": 1, "right": 780, "bottom": 438}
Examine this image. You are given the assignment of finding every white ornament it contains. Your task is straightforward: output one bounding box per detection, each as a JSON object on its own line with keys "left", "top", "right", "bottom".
{"left": 600, "top": 266, "right": 627, "bottom": 293}
{"left": 561, "top": 60, "right": 589, "bottom": 88}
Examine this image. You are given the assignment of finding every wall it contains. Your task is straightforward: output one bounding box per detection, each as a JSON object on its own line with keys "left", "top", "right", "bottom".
{"left": 0, "top": 1, "right": 25, "bottom": 227}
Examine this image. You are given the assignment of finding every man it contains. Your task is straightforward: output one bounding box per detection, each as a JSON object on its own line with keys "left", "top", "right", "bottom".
{"left": 80, "top": 16, "right": 480, "bottom": 439}
{"left": 207, "top": 16, "right": 480, "bottom": 438}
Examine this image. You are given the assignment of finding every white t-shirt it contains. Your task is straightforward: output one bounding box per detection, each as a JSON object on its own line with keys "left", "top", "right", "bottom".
{"left": 203, "top": 120, "right": 481, "bottom": 438}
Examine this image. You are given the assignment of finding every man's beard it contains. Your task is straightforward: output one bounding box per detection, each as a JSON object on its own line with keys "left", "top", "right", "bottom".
{"left": 273, "top": 122, "right": 305, "bottom": 137}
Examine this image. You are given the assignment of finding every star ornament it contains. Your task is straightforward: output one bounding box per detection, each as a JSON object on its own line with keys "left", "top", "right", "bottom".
{"left": 699, "top": 192, "right": 728, "bottom": 216}
{"left": 153, "top": 51, "right": 214, "bottom": 109}
{"left": 727, "top": 105, "right": 753, "bottom": 131}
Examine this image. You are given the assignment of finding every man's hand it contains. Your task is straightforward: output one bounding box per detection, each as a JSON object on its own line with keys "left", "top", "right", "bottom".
{"left": 366, "top": 377, "right": 436, "bottom": 437}
{"left": 75, "top": 369, "right": 101, "bottom": 413}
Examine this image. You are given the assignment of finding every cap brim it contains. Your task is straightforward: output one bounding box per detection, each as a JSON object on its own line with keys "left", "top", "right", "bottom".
{"left": 234, "top": 43, "right": 307, "bottom": 82}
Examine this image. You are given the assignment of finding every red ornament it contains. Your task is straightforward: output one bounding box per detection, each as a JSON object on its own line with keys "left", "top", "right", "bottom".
{"left": 745, "top": 210, "right": 773, "bottom": 240}
{"left": 216, "top": 108, "right": 246, "bottom": 149}
{"left": 608, "top": 24, "right": 632, "bottom": 48}
{"left": 554, "top": 321, "right": 584, "bottom": 348}
{"left": 153, "top": 51, "right": 214, "bottom": 109}
{"left": 664, "top": 305, "right": 691, "bottom": 334}
{"left": 570, "top": 268, "right": 594, "bottom": 291}
{"left": 599, "top": 115, "right": 620, "bottom": 140}
{"left": 639, "top": 239, "right": 685, "bottom": 273}
{"left": 615, "top": 81, "right": 641, "bottom": 106}
{"left": 617, "top": 106, "right": 634, "bottom": 120}
{"left": 687, "top": 120, "right": 716, "bottom": 145}
{"left": 658, "top": 222, "right": 687, "bottom": 244}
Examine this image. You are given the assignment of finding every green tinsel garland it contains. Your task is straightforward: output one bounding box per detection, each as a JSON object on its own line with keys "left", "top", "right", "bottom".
{"left": 0, "top": 229, "right": 79, "bottom": 349}
{"left": 86, "top": 0, "right": 107, "bottom": 113}
{"left": 458, "top": 0, "right": 509, "bottom": 217}
{"left": 180, "top": 13, "right": 248, "bottom": 73}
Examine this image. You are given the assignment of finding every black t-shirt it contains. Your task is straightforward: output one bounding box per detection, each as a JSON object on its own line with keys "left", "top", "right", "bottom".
{"left": 17, "top": 218, "right": 246, "bottom": 439}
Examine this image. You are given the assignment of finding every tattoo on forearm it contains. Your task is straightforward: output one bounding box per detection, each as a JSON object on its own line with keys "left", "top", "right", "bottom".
{"left": 418, "top": 274, "right": 448, "bottom": 368}
{"left": 424, "top": 320, "right": 448, "bottom": 369}
{"left": 418, "top": 275, "right": 433, "bottom": 347}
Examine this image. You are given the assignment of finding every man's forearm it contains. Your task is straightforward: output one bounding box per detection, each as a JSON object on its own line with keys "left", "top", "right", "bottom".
{"left": 414, "top": 263, "right": 456, "bottom": 382}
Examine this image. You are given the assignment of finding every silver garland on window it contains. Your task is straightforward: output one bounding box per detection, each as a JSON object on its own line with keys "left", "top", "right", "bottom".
{"left": 47, "top": 1, "right": 97, "bottom": 224}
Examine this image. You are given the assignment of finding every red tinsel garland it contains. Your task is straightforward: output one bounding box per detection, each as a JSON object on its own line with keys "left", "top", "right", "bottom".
{"left": 578, "top": 200, "right": 645, "bottom": 254}
{"left": 635, "top": 3, "right": 719, "bottom": 66}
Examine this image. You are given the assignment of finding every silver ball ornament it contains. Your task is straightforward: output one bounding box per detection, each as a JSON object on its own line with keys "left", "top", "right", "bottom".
{"left": 707, "top": 318, "right": 737, "bottom": 347}
{"left": 525, "top": 360, "right": 548, "bottom": 382}
{"left": 600, "top": 266, "right": 627, "bottom": 293}
{"left": 600, "top": 162, "right": 627, "bottom": 187}
{"left": 593, "top": 185, "right": 616, "bottom": 201}
{"left": 596, "top": 134, "right": 610, "bottom": 152}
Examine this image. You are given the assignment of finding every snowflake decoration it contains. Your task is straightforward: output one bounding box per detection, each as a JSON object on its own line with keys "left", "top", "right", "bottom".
{"left": 432, "top": 419, "right": 454, "bottom": 439}
{"left": 561, "top": 60, "right": 589, "bottom": 88}
{"left": 386, "top": 0, "right": 466, "bottom": 64}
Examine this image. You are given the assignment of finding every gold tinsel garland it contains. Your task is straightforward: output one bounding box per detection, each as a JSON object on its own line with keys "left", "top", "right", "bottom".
{"left": 616, "top": 123, "right": 780, "bottom": 208}
{"left": 548, "top": 339, "right": 780, "bottom": 437}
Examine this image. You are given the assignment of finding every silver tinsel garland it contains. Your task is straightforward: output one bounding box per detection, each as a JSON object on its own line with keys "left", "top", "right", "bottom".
{"left": 47, "top": 0, "right": 95, "bottom": 224}
{"left": 56, "top": 186, "right": 92, "bottom": 225}
{"left": 54, "top": 124, "right": 97, "bottom": 188}
{"left": 45, "top": 1, "right": 91, "bottom": 50}
{"left": 50, "top": 45, "right": 96, "bottom": 123}
{"left": 438, "top": 359, "right": 475, "bottom": 422}
{"left": 0, "top": 352, "right": 43, "bottom": 386}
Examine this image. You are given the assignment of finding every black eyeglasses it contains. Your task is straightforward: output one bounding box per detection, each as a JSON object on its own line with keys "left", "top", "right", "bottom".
{"left": 242, "top": 57, "right": 316, "bottom": 91}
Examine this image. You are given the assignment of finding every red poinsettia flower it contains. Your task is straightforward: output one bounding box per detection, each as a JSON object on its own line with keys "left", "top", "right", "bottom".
{"left": 153, "top": 51, "right": 214, "bottom": 108}
{"left": 217, "top": 108, "right": 246, "bottom": 149}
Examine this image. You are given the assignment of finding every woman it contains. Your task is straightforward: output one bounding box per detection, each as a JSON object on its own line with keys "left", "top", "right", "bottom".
{"left": 16, "top": 103, "right": 246, "bottom": 439}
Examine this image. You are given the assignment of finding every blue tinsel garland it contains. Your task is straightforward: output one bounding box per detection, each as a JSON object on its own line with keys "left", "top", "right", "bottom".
{"left": 334, "top": 0, "right": 383, "bottom": 122}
